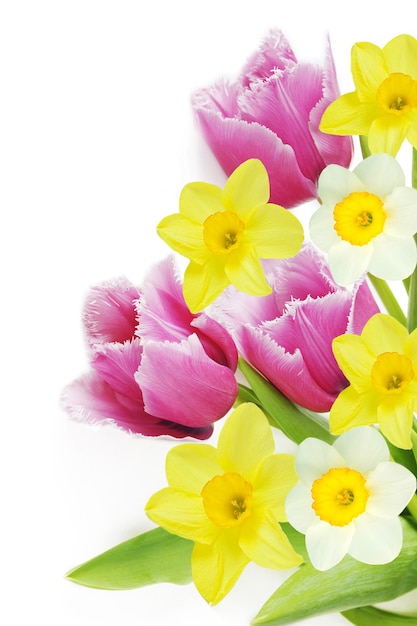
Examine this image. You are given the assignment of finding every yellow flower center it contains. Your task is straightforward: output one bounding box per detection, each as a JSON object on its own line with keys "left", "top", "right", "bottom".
{"left": 377, "top": 72, "right": 417, "bottom": 115}
{"left": 371, "top": 351, "right": 415, "bottom": 394}
{"left": 333, "top": 191, "right": 386, "bottom": 245}
{"left": 311, "top": 467, "right": 369, "bottom": 526}
{"left": 201, "top": 472, "right": 253, "bottom": 528}
{"left": 203, "top": 211, "right": 245, "bottom": 254}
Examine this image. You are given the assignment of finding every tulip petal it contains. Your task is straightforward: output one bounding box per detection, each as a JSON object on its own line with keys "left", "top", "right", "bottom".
{"left": 191, "top": 314, "right": 238, "bottom": 370}
{"left": 348, "top": 514, "right": 402, "bottom": 565}
{"left": 137, "top": 334, "right": 238, "bottom": 428}
{"left": 83, "top": 278, "right": 140, "bottom": 345}
{"left": 91, "top": 340, "right": 142, "bottom": 401}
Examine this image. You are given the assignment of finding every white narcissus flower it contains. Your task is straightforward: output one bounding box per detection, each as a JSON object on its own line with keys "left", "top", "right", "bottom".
{"left": 309, "top": 154, "right": 417, "bottom": 286}
{"left": 285, "top": 426, "right": 416, "bottom": 571}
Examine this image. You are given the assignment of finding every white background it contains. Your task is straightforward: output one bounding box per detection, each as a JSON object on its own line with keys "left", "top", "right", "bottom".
{"left": 2, "top": 1, "right": 417, "bottom": 625}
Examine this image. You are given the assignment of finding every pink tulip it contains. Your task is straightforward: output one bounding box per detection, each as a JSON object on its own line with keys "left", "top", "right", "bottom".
{"left": 212, "top": 244, "right": 379, "bottom": 413}
{"left": 62, "top": 257, "right": 238, "bottom": 439}
{"left": 192, "top": 29, "right": 352, "bottom": 208}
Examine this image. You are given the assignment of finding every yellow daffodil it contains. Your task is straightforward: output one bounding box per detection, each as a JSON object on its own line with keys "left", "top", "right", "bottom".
{"left": 157, "top": 158, "right": 304, "bottom": 312}
{"left": 320, "top": 34, "right": 417, "bottom": 155}
{"left": 330, "top": 313, "right": 417, "bottom": 449}
{"left": 145, "top": 403, "right": 302, "bottom": 605}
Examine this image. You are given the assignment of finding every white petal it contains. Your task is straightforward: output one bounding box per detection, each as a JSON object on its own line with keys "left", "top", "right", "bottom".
{"left": 333, "top": 426, "right": 389, "bottom": 473}
{"left": 318, "top": 165, "right": 364, "bottom": 207}
{"left": 366, "top": 461, "right": 416, "bottom": 516}
{"left": 368, "top": 233, "right": 417, "bottom": 280}
{"left": 353, "top": 154, "right": 405, "bottom": 197}
{"left": 306, "top": 521, "right": 353, "bottom": 570}
{"left": 309, "top": 206, "right": 338, "bottom": 252}
{"left": 348, "top": 513, "right": 402, "bottom": 564}
{"left": 285, "top": 483, "right": 317, "bottom": 533}
{"left": 328, "top": 240, "right": 373, "bottom": 286}
{"left": 295, "top": 438, "right": 345, "bottom": 485}
{"left": 384, "top": 187, "right": 417, "bottom": 236}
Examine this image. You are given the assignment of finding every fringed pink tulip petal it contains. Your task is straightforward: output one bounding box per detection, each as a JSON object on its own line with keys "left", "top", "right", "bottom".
{"left": 83, "top": 278, "right": 140, "bottom": 345}
{"left": 238, "top": 29, "right": 297, "bottom": 86}
{"left": 91, "top": 339, "right": 143, "bottom": 402}
{"left": 191, "top": 314, "right": 238, "bottom": 370}
{"left": 235, "top": 325, "right": 337, "bottom": 412}
{"left": 61, "top": 372, "right": 212, "bottom": 439}
{"left": 136, "top": 334, "right": 238, "bottom": 428}
{"left": 193, "top": 102, "right": 317, "bottom": 208}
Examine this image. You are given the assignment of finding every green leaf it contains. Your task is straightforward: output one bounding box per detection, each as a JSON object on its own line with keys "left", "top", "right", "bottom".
{"left": 238, "top": 359, "right": 335, "bottom": 445}
{"left": 252, "top": 518, "right": 417, "bottom": 625}
{"left": 343, "top": 605, "right": 417, "bottom": 625}
{"left": 66, "top": 527, "right": 193, "bottom": 590}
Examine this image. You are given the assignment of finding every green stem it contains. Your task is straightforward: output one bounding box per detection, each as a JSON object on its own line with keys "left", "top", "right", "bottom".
{"left": 411, "top": 429, "right": 417, "bottom": 468}
{"left": 359, "top": 135, "right": 371, "bottom": 159}
{"left": 406, "top": 493, "right": 417, "bottom": 525}
{"left": 367, "top": 273, "right": 406, "bottom": 326}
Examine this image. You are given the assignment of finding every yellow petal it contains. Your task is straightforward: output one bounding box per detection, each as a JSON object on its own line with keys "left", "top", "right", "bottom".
{"left": 179, "top": 181, "right": 224, "bottom": 222}
{"left": 351, "top": 41, "right": 388, "bottom": 101}
{"left": 182, "top": 258, "right": 229, "bottom": 313}
{"left": 377, "top": 395, "right": 414, "bottom": 449}
{"left": 245, "top": 203, "right": 304, "bottom": 258}
{"left": 225, "top": 243, "right": 271, "bottom": 296}
{"left": 239, "top": 509, "right": 302, "bottom": 569}
{"left": 330, "top": 386, "right": 379, "bottom": 434}
{"left": 166, "top": 443, "right": 222, "bottom": 493}
{"left": 251, "top": 454, "right": 298, "bottom": 521}
{"left": 223, "top": 159, "right": 270, "bottom": 220}
{"left": 368, "top": 114, "right": 410, "bottom": 156}
{"left": 361, "top": 313, "right": 409, "bottom": 355}
{"left": 320, "top": 92, "right": 378, "bottom": 135}
{"left": 191, "top": 529, "right": 249, "bottom": 605}
{"left": 332, "top": 333, "right": 375, "bottom": 391}
{"left": 157, "top": 214, "right": 209, "bottom": 264}
{"left": 217, "top": 403, "right": 274, "bottom": 481}
{"left": 145, "top": 487, "right": 217, "bottom": 544}
{"left": 383, "top": 34, "right": 417, "bottom": 78}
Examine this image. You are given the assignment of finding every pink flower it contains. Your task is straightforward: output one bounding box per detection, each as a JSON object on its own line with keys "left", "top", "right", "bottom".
{"left": 192, "top": 30, "right": 352, "bottom": 209}
{"left": 62, "top": 257, "right": 238, "bottom": 439}
{"left": 212, "top": 244, "right": 379, "bottom": 413}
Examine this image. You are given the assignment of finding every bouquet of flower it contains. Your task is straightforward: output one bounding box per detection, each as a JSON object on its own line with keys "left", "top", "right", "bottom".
{"left": 62, "top": 30, "right": 417, "bottom": 624}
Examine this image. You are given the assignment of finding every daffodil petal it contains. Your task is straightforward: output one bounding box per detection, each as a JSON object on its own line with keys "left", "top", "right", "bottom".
{"left": 305, "top": 520, "right": 353, "bottom": 571}
{"left": 327, "top": 239, "right": 373, "bottom": 286}
{"left": 318, "top": 163, "right": 364, "bottom": 206}
{"left": 239, "top": 509, "right": 302, "bottom": 569}
{"left": 145, "top": 487, "right": 217, "bottom": 544}
{"left": 361, "top": 313, "right": 409, "bottom": 354}
{"left": 165, "top": 443, "right": 222, "bottom": 493}
{"left": 351, "top": 41, "right": 388, "bottom": 99}
{"left": 285, "top": 482, "right": 317, "bottom": 533}
{"left": 217, "top": 403, "right": 274, "bottom": 480}
{"left": 294, "top": 437, "right": 345, "bottom": 486}
{"left": 330, "top": 386, "right": 379, "bottom": 434}
{"left": 332, "top": 333, "right": 375, "bottom": 389}
{"left": 157, "top": 214, "right": 209, "bottom": 264}
{"left": 383, "top": 34, "right": 417, "bottom": 77}
{"left": 191, "top": 530, "right": 249, "bottom": 605}
{"left": 348, "top": 514, "right": 402, "bottom": 564}
{"left": 179, "top": 181, "right": 224, "bottom": 221}
{"left": 183, "top": 259, "right": 229, "bottom": 313}
{"left": 353, "top": 153, "right": 405, "bottom": 196}
{"left": 225, "top": 245, "right": 272, "bottom": 296}
{"left": 377, "top": 396, "right": 414, "bottom": 449}
{"left": 320, "top": 92, "right": 378, "bottom": 135}
{"left": 368, "top": 233, "right": 417, "bottom": 281}
{"left": 222, "top": 158, "right": 270, "bottom": 219}
{"left": 366, "top": 461, "right": 416, "bottom": 516}
{"left": 252, "top": 454, "right": 298, "bottom": 520}
{"left": 368, "top": 115, "right": 409, "bottom": 156}
{"left": 333, "top": 426, "right": 389, "bottom": 473}
{"left": 245, "top": 203, "right": 304, "bottom": 258}
{"left": 309, "top": 205, "right": 339, "bottom": 252}
{"left": 384, "top": 187, "right": 417, "bottom": 236}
